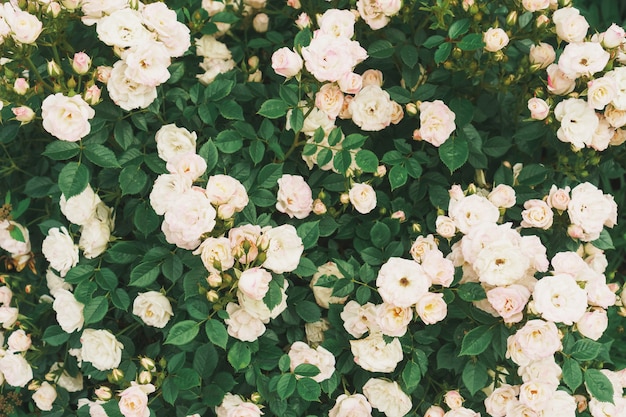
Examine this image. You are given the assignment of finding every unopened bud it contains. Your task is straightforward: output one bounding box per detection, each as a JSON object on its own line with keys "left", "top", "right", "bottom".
{"left": 252, "top": 13, "right": 269, "bottom": 33}
{"left": 312, "top": 199, "right": 327, "bottom": 215}
{"left": 24, "top": 284, "right": 32, "bottom": 294}
{"left": 340, "top": 193, "right": 350, "bottom": 204}
{"left": 138, "top": 370, "right": 152, "bottom": 384}
{"left": 47, "top": 2, "right": 62, "bottom": 17}
{"left": 536, "top": 15, "right": 550, "bottom": 27}
{"left": 107, "top": 368, "right": 124, "bottom": 384}
{"left": 405, "top": 102, "right": 418, "bottom": 115}
{"left": 140, "top": 357, "right": 156, "bottom": 371}
{"left": 129, "top": 0, "right": 139, "bottom": 9}
{"left": 573, "top": 395, "right": 587, "bottom": 413}
{"left": 44, "top": 372, "right": 56, "bottom": 382}
{"left": 13, "top": 78, "right": 29, "bottom": 95}
{"left": 206, "top": 290, "right": 220, "bottom": 303}
{"left": 250, "top": 392, "right": 263, "bottom": 403}
{"left": 375, "top": 165, "right": 387, "bottom": 177}
{"left": 95, "top": 386, "right": 113, "bottom": 401}
{"left": 60, "top": 0, "right": 80, "bottom": 9}
{"left": 411, "top": 223, "right": 421, "bottom": 233}
{"left": 248, "top": 56, "right": 260, "bottom": 71}
{"left": 83, "top": 85, "right": 101, "bottom": 105}
{"left": 96, "top": 66, "right": 112, "bottom": 84}
{"left": 506, "top": 10, "right": 518, "bottom": 27}
{"left": 47, "top": 60, "right": 63, "bottom": 77}
{"left": 67, "top": 77, "right": 77, "bottom": 89}
{"left": 207, "top": 273, "right": 222, "bottom": 288}
{"left": 391, "top": 210, "right": 406, "bottom": 222}
{"left": 28, "top": 380, "right": 41, "bottom": 391}
{"left": 12, "top": 106, "right": 35, "bottom": 124}
{"left": 72, "top": 52, "right": 92, "bottom": 75}
{"left": 248, "top": 69, "right": 262, "bottom": 82}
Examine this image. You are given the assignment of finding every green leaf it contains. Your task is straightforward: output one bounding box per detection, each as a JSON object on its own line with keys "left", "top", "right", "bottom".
{"left": 114, "top": 120, "right": 134, "bottom": 150}
{"left": 215, "top": 130, "right": 243, "bottom": 154}
{"left": 65, "top": 264, "right": 95, "bottom": 284}
{"left": 219, "top": 100, "right": 244, "bottom": 121}
{"left": 370, "top": 222, "right": 391, "bottom": 248}
{"left": 434, "top": 42, "right": 452, "bottom": 64}
{"left": 460, "top": 325, "right": 494, "bottom": 356}
{"left": 257, "top": 163, "right": 283, "bottom": 189}
{"left": 277, "top": 374, "right": 296, "bottom": 399}
{"left": 592, "top": 229, "right": 615, "bottom": 250}
{"left": 111, "top": 288, "right": 131, "bottom": 311}
{"left": 134, "top": 201, "right": 159, "bottom": 236}
{"left": 331, "top": 279, "right": 354, "bottom": 298}
{"left": 129, "top": 262, "right": 160, "bottom": 287}
{"left": 402, "top": 361, "right": 422, "bottom": 391}
{"left": 584, "top": 369, "right": 614, "bottom": 403}
{"left": 249, "top": 140, "right": 265, "bottom": 165}
{"left": 355, "top": 150, "right": 379, "bottom": 173}
{"left": 458, "top": 282, "right": 486, "bottom": 301}
{"left": 293, "top": 257, "right": 318, "bottom": 277}
{"left": 289, "top": 107, "right": 304, "bottom": 133}
{"left": 295, "top": 300, "right": 321, "bottom": 323}
{"left": 400, "top": 45, "right": 419, "bottom": 68}
{"left": 199, "top": 140, "right": 219, "bottom": 173}
{"left": 389, "top": 165, "right": 408, "bottom": 190}
{"left": 119, "top": 165, "right": 147, "bottom": 195}
{"left": 228, "top": 341, "right": 251, "bottom": 370}
{"left": 423, "top": 35, "right": 445, "bottom": 48}
{"left": 250, "top": 189, "right": 275, "bottom": 207}
{"left": 172, "top": 368, "right": 201, "bottom": 390}
{"left": 95, "top": 268, "right": 118, "bottom": 291}
{"left": 457, "top": 33, "right": 485, "bottom": 51}
{"left": 367, "top": 40, "right": 395, "bottom": 59}
{"left": 450, "top": 99, "right": 474, "bottom": 128}
{"left": 42, "top": 141, "right": 80, "bottom": 160}
{"left": 58, "top": 163, "right": 89, "bottom": 198}
{"left": 83, "top": 296, "right": 108, "bottom": 325}
{"left": 193, "top": 343, "right": 218, "bottom": 379}
{"left": 483, "top": 136, "right": 512, "bottom": 157}
{"left": 84, "top": 143, "right": 120, "bottom": 168}
{"left": 297, "top": 221, "right": 320, "bottom": 250}
{"left": 24, "top": 176, "right": 56, "bottom": 198}
{"left": 516, "top": 164, "right": 547, "bottom": 186}
{"left": 204, "top": 79, "right": 235, "bottom": 101}
{"left": 462, "top": 360, "right": 488, "bottom": 396}
{"left": 297, "top": 378, "right": 321, "bottom": 401}
{"left": 264, "top": 279, "right": 284, "bottom": 312}
{"left": 449, "top": 19, "right": 471, "bottom": 38}
{"left": 258, "top": 99, "right": 289, "bottom": 119}
{"left": 279, "top": 84, "right": 300, "bottom": 107}
{"left": 162, "top": 377, "right": 179, "bottom": 405}
{"left": 205, "top": 320, "right": 228, "bottom": 349}
{"left": 438, "top": 135, "right": 468, "bottom": 173}
{"left": 562, "top": 357, "right": 583, "bottom": 391}
{"left": 165, "top": 320, "right": 200, "bottom": 345}
{"left": 163, "top": 254, "right": 183, "bottom": 283}
{"left": 293, "top": 364, "right": 320, "bottom": 377}
{"left": 571, "top": 340, "right": 602, "bottom": 361}
{"left": 43, "top": 325, "right": 70, "bottom": 345}
{"left": 343, "top": 134, "right": 367, "bottom": 150}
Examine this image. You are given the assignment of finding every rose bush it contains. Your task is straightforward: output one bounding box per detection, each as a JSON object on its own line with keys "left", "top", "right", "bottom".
{"left": 0, "top": 0, "right": 625, "bottom": 416}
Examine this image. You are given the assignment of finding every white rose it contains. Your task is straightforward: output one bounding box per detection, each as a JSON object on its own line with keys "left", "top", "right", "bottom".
{"left": 567, "top": 182, "right": 617, "bottom": 241}
{"left": 449, "top": 194, "right": 499, "bottom": 234}
{"left": 0, "top": 306, "right": 18, "bottom": 329}
{"left": 552, "top": 7, "right": 589, "bottom": 43}
{"left": 79, "top": 217, "right": 112, "bottom": 259}
{"left": 329, "top": 394, "right": 372, "bottom": 417}
{"left": 305, "top": 319, "right": 329, "bottom": 346}
{"left": 445, "top": 407, "right": 480, "bottom": 417}
{"left": 162, "top": 188, "right": 217, "bottom": 250}
{"left": 80, "top": 0, "right": 129, "bottom": 25}
{"left": 349, "top": 85, "right": 394, "bottom": 131}
{"left": 42, "top": 227, "right": 79, "bottom": 277}
{"left": 558, "top": 42, "right": 610, "bottom": 79}
{"left": 521, "top": 199, "right": 553, "bottom": 229}
{"left": 80, "top": 329, "right": 123, "bottom": 371}
{"left": 132, "top": 291, "right": 173, "bottom": 328}
{"left": 587, "top": 77, "right": 617, "bottom": 111}
{"left": 474, "top": 240, "right": 531, "bottom": 286}
{"left": 415, "top": 292, "right": 448, "bottom": 325}
{"left": 555, "top": 98, "right": 599, "bottom": 149}
{"left": 95, "top": 8, "right": 153, "bottom": 48}
{"left": 262, "top": 225, "right": 303, "bottom": 274}
{"left": 149, "top": 173, "right": 193, "bottom": 216}
{"left": 357, "top": 0, "right": 390, "bottom": 30}
{"left": 237, "top": 281, "right": 288, "bottom": 323}
{"left": 53, "top": 289, "right": 85, "bottom": 333}
{"left": 224, "top": 302, "right": 266, "bottom": 342}
{"left": 32, "top": 381, "right": 57, "bottom": 411}
{"left": 533, "top": 274, "right": 587, "bottom": 325}
{"left": 122, "top": 40, "right": 171, "bottom": 87}
{"left": 166, "top": 152, "right": 207, "bottom": 181}
{"left": 483, "top": 27, "right": 509, "bottom": 52}
{"left": 363, "top": 378, "right": 412, "bottom": 417}
{"left": 376, "top": 257, "right": 431, "bottom": 307}
{"left": 519, "top": 380, "right": 557, "bottom": 411}
{"left": 546, "top": 63, "right": 576, "bottom": 95}
{"left": 7, "top": 329, "right": 31, "bottom": 352}
{"left": 196, "top": 35, "right": 232, "bottom": 59}
{"left": 435, "top": 215, "right": 457, "bottom": 238}
{"left": 238, "top": 267, "right": 273, "bottom": 301}
{"left": 409, "top": 234, "right": 438, "bottom": 263}
{"left": 350, "top": 332, "right": 403, "bottom": 373}
{"left": 522, "top": 0, "right": 550, "bottom": 11}
{"left": 310, "top": 262, "right": 348, "bottom": 309}
{"left": 107, "top": 61, "right": 158, "bottom": 111}
{"left": 488, "top": 184, "right": 516, "bottom": 208}
{"left": 288, "top": 341, "right": 335, "bottom": 382}
{"left": 376, "top": 302, "right": 412, "bottom": 337}
{"left": 484, "top": 384, "right": 519, "bottom": 417}
{"left": 0, "top": 353, "right": 33, "bottom": 387}
{"left": 119, "top": 383, "right": 155, "bottom": 417}
{"left": 41, "top": 93, "right": 95, "bottom": 142}
{"left": 340, "top": 301, "right": 379, "bottom": 338}
{"left": 529, "top": 42, "right": 555, "bottom": 69}
{"left": 510, "top": 319, "right": 562, "bottom": 366}
{"left": 542, "top": 391, "right": 578, "bottom": 417}
{"left": 415, "top": 100, "right": 457, "bottom": 147}
{"left": 141, "top": 2, "right": 191, "bottom": 57}
{"left": 271, "top": 47, "right": 303, "bottom": 78}
{"left": 276, "top": 174, "right": 313, "bottom": 219}
{"left": 155, "top": 124, "right": 198, "bottom": 162}
{"left": 576, "top": 309, "right": 608, "bottom": 340}
{"left": 205, "top": 175, "right": 249, "bottom": 219}
{"left": 422, "top": 250, "right": 455, "bottom": 287}
{"left": 518, "top": 356, "right": 562, "bottom": 385}
{"left": 527, "top": 97, "right": 550, "bottom": 120}
{"left": 193, "top": 237, "right": 234, "bottom": 274}
{"left": 0, "top": 286, "right": 12, "bottom": 306}
{"left": 317, "top": 9, "right": 355, "bottom": 38}
{"left": 349, "top": 183, "right": 377, "bottom": 214}
{"left": 4, "top": 4, "right": 43, "bottom": 44}
{"left": 487, "top": 285, "right": 531, "bottom": 323}
{"left": 60, "top": 185, "right": 101, "bottom": 226}
{"left": 49, "top": 362, "right": 84, "bottom": 392}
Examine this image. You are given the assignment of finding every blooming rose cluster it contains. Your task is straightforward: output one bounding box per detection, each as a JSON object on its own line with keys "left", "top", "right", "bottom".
{"left": 0, "top": 3, "right": 43, "bottom": 45}
{"left": 196, "top": 35, "right": 237, "bottom": 85}
{"left": 90, "top": 1, "right": 191, "bottom": 110}
{"left": 59, "top": 184, "right": 115, "bottom": 259}
{"left": 0, "top": 219, "right": 32, "bottom": 271}
{"left": 215, "top": 393, "right": 263, "bottom": 417}
{"left": 534, "top": 6, "right": 626, "bottom": 150}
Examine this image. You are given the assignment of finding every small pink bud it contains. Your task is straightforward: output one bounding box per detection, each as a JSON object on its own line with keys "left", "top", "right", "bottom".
{"left": 13, "top": 78, "right": 29, "bottom": 95}
{"left": 72, "top": 52, "right": 91, "bottom": 75}
{"left": 12, "top": 106, "right": 35, "bottom": 124}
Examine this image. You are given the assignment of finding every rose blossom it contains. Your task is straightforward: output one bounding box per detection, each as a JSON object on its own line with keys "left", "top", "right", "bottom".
{"left": 155, "top": 124, "right": 197, "bottom": 162}
{"left": 376, "top": 302, "right": 412, "bottom": 336}
{"left": 527, "top": 97, "right": 550, "bottom": 120}
{"left": 194, "top": 237, "right": 234, "bottom": 274}
{"left": 444, "top": 407, "right": 480, "bottom": 417}
{"left": 473, "top": 239, "right": 531, "bottom": 286}
{"left": 425, "top": 405, "right": 446, "bottom": 417}
{"left": 123, "top": 40, "right": 172, "bottom": 87}
{"left": 42, "top": 227, "right": 79, "bottom": 277}
{"left": 522, "top": 0, "right": 550, "bottom": 11}
{"left": 229, "top": 225, "right": 262, "bottom": 264}
{"left": 450, "top": 194, "right": 500, "bottom": 234}
{"left": 205, "top": 175, "right": 249, "bottom": 219}
{"left": 533, "top": 273, "right": 587, "bottom": 325}
{"left": 350, "top": 332, "right": 403, "bottom": 372}
{"left": 271, "top": 47, "right": 303, "bottom": 78}
{"left": 0, "top": 306, "right": 18, "bottom": 329}
{"left": 554, "top": 98, "right": 599, "bottom": 149}
{"left": 118, "top": 383, "right": 156, "bottom": 417}
{"left": 49, "top": 362, "right": 83, "bottom": 393}
{"left": 275, "top": 174, "right": 313, "bottom": 219}
{"left": 444, "top": 391, "right": 464, "bottom": 410}
{"left": 508, "top": 319, "right": 562, "bottom": 366}
{"left": 421, "top": 250, "right": 455, "bottom": 287}
{"left": 238, "top": 280, "right": 289, "bottom": 323}
{"left": 132, "top": 291, "right": 173, "bottom": 328}
{"left": 488, "top": 184, "right": 516, "bottom": 208}
{"left": 409, "top": 234, "right": 438, "bottom": 262}
{"left": 41, "top": 93, "right": 95, "bottom": 142}
{"left": 329, "top": 394, "right": 372, "bottom": 417}
{"left": 436, "top": 215, "right": 457, "bottom": 238}
{"left": 7, "top": 329, "right": 31, "bottom": 352}
{"left": 238, "top": 267, "right": 272, "bottom": 301}
{"left": 547, "top": 64, "right": 576, "bottom": 95}
{"left": 376, "top": 257, "right": 431, "bottom": 307}
{"left": 216, "top": 393, "right": 262, "bottom": 417}
{"left": 546, "top": 185, "right": 570, "bottom": 211}
{"left": 415, "top": 292, "right": 448, "bottom": 324}
{"left": 487, "top": 285, "right": 531, "bottom": 323}
{"left": 0, "top": 353, "right": 33, "bottom": 387}
{"left": 53, "top": 289, "right": 85, "bottom": 333}
{"left": 558, "top": 42, "right": 610, "bottom": 79}
{"left": 587, "top": 77, "right": 617, "bottom": 110}
{"left": 224, "top": 302, "right": 266, "bottom": 342}
{"left": 315, "top": 83, "right": 344, "bottom": 119}
{"left": 348, "top": 183, "right": 377, "bottom": 214}
{"left": 60, "top": 185, "right": 101, "bottom": 226}
{"left": 305, "top": 319, "right": 329, "bottom": 346}
{"left": 576, "top": 309, "right": 608, "bottom": 340}
{"left": 340, "top": 301, "right": 379, "bottom": 338}
{"left": 310, "top": 262, "right": 348, "bottom": 308}
{"left": 363, "top": 378, "right": 412, "bottom": 417}
{"left": 0, "top": 286, "right": 11, "bottom": 306}
{"left": 521, "top": 199, "right": 553, "bottom": 229}
{"left": 4, "top": 4, "right": 43, "bottom": 44}
{"left": 162, "top": 188, "right": 217, "bottom": 250}
{"left": 349, "top": 84, "right": 395, "bottom": 131}
{"left": 262, "top": 224, "right": 303, "bottom": 274}
{"left": 518, "top": 356, "right": 562, "bottom": 385}
{"left": 95, "top": 8, "right": 152, "bottom": 48}
{"left": 149, "top": 174, "right": 192, "bottom": 215}
{"left": 80, "top": 329, "right": 123, "bottom": 371}
{"left": 483, "top": 28, "right": 509, "bottom": 52}
{"left": 338, "top": 72, "right": 363, "bottom": 94}
{"left": 301, "top": 34, "right": 367, "bottom": 82}
{"left": 32, "top": 381, "right": 57, "bottom": 411}
{"left": 518, "top": 380, "right": 557, "bottom": 411}
{"left": 107, "top": 60, "right": 158, "bottom": 110}
{"left": 529, "top": 42, "right": 556, "bottom": 69}
{"left": 484, "top": 384, "right": 519, "bottom": 417}
{"left": 542, "top": 391, "right": 578, "bottom": 417}
{"left": 288, "top": 341, "right": 335, "bottom": 382}
{"left": 552, "top": 7, "right": 589, "bottom": 43}
{"left": 567, "top": 182, "right": 617, "bottom": 241}
{"left": 415, "top": 100, "right": 456, "bottom": 147}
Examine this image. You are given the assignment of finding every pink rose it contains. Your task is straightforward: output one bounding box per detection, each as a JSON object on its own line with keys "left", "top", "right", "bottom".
{"left": 601, "top": 23, "right": 626, "bottom": 48}
{"left": 546, "top": 185, "right": 570, "bottom": 211}
{"left": 521, "top": 199, "right": 553, "bottom": 229}
{"left": 416, "top": 100, "right": 456, "bottom": 147}
{"left": 72, "top": 52, "right": 92, "bottom": 74}
{"left": 483, "top": 27, "right": 509, "bottom": 52}
{"left": 527, "top": 97, "right": 550, "bottom": 120}
{"left": 415, "top": 292, "right": 448, "bottom": 324}
{"left": 119, "top": 384, "right": 155, "bottom": 417}
{"left": 487, "top": 285, "right": 531, "bottom": 323}
{"left": 271, "top": 47, "right": 303, "bottom": 78}
{"left": 224, "top": 302, "right": 266, "bottom": 342}
{"left": 576, "top": 309, "right": 608, "bottom": 340}
{"left": 329, "top": 394, "right": 372, "bottom": 417}
{"left": 315, "top": 83, "right": 344, "bottom": 119}
{"left": 41, "top": 93, "right": 95, "bottom": 141}
{"left": 238, "top": 267, "right": 272, "bottom": 300}
{"left": 12, "top": 106, "right": 35, "bottom": 124}
{"left": 276, "top": 174, "right": 313, "bottom": 219}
